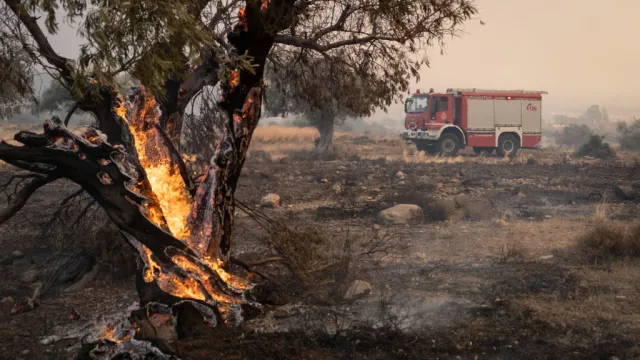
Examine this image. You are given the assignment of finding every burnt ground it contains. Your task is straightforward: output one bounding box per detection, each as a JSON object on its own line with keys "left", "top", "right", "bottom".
{"left": 1, "top": 125, "right": 640, "bottom": 359}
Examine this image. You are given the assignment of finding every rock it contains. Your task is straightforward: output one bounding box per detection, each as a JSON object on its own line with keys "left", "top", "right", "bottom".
{"left": 539, "top": 255, "right": 554, "bottom": 260}
{"left": 458, "top": 169, "right": 468, "bottom": 177}
{"left": 331, "top": 183, "right": 342, "bottom": 194}
{"left": 12, "top": 258, "right": 30, "bottom": 268}
{"left": 395, "top": 171, "right": 406, "bottom": 179}
{"left": 493, "top": 219, "right": 507, "bottom": 228}
{"left": 272, "top": 307, "right": 299, "bottom": 319}
{"left": 373, "top": 224, "right": 381, "bottom": 230}
{"left": 31, "top": 282, "right": 44, "bottom": 301}
{"left": 260, "top": 193, "right": 280, "bottom": 208}
{"left": 64, "top": 263, "right": 99, "bottom": 293}
{"left": 21, "top": 350, "right": 30, "bottom": 356}
{"left": 527, "top": 158, "right": 538, "bottom": 165}
{"left": 11, "top": 250, "right": 24, "bottom": 259}
{"left": 319, "top": 178, "right": 329, "bottom": 183}
{"left": 377, "top": 204, "right": 423, "bottom": 226}
{"left": 20, "top": 269, "right": 38, "bottom": 284}
{"left": 614, "top": 185, "right": 637, "bottom": 201}
{"left": 343, "top": 280, "right": 372, "bottom": 300}
{"left": 1, "top": 296, "right": 14, "bottom": 310}
{"left": 516, "top": 192, "right": 527, "bottom": 201}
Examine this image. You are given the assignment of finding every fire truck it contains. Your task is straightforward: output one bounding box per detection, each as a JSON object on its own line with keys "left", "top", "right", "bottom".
{"left": 401, "top": 88, "right": 548, "bottom": 157}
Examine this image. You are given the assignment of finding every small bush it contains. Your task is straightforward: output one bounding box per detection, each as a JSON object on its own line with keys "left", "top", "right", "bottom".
{"left": 556, "top": 124, "right": 593, "bottom": 148}
{"left": 617, "top": 120, "right": 640, "bottom": 151}
{"left": 423, "top": 199, "right": 456, "bottom": 221}
{"left": 578, "top": 221, "right": 640, "bottom": 260}
{"left": 574, "top": 135, "right": 616, "bottom": 160}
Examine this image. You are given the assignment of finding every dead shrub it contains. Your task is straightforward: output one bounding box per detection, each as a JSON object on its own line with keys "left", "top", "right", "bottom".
{"left": 423, "top": 199, "right": 455, "bottom": 221}
{"left": 578, "top": 221, "right": 640, "bottom": 261}
{"left": 574, "top": 135, "right": 616, "bottom": 160}
{"left": 499, "top": 240, "right": 526, "bottom": 263}
{"left": 237, "top": 203, "right": 407, "bottom": 301}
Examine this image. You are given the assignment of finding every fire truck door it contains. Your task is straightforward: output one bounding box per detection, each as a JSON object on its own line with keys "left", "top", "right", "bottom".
{"left": 430, "top": 95, "right": 453, "bottom": 125}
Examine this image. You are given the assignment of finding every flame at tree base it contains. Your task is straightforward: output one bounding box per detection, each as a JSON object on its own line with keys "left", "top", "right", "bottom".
{"left": 111, "top": 86, "right": 254, "bottom": 318}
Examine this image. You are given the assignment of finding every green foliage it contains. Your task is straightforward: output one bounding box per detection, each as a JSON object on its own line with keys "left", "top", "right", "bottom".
{"left": 265, "top": 0, "right": 477, "bottom": 139}
{"left": 574, "top": 135, "right": 616, "bottom": 160}
{"left": 19, "top": 0, "right": 212, "bottom": 98}
{"left": 556, "top": 124, "right": 594, "bottom": 148}
{"left": 32, "top": 81, "right": 74, "bottom": 115}
{"left": 0, "top": 11, "right": 35, "bottom": 119}
{"left": 617, "top": 120, "right": 640, "bottom": 151}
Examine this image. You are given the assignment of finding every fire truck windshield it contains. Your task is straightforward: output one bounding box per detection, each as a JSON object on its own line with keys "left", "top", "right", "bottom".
{"left": 405, "top": 96, "right": 429, "bottom": 113}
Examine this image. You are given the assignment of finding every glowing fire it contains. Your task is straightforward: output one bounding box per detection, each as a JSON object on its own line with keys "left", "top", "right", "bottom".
{"left": 116, "top": 92, "right": 192, "bottom": 240}
{"left": 238, "top": 8, "right": 248, "bottom": 30}
{"left": 228, "top": 70, "right": 240, "bottom": 89}
{"left": 261, "top": 0, "right": 269, "bottom": 11}
{"left": 113, "top": 88, "right": 252, "bottom": 309}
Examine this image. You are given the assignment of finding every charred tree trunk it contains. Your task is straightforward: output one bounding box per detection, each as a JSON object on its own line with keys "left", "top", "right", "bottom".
{"left": 0, "top": 0, "right": 299, "bottom": 355}
{"left": 313, "top": 116, "right": 335, "bottom": 158}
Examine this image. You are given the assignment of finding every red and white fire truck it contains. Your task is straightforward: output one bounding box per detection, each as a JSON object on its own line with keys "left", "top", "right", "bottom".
{"left": 401, "top": 88, "right": 548, "bottom": 157}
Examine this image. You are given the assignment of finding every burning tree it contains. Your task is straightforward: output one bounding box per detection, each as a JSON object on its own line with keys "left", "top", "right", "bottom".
{"left": 0, "top": 0, "right": 477, "bottom": 356}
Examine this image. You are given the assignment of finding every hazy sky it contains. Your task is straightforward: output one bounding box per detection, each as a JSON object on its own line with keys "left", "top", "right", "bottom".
{"left": 404, "top": 0, "right": 640, "bottom": 118}
{"left": 41, "top": 0, "right": 640, "bottom": 119}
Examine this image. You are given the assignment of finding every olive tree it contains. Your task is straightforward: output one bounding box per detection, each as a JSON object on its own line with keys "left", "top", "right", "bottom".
{"left": 0, "top": 0, "right": 477, "bottom": 354}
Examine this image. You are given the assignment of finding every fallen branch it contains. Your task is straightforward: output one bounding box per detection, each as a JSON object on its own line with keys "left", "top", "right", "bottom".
{"left": 230, "top": 256, "right": 275, "bottom": 283}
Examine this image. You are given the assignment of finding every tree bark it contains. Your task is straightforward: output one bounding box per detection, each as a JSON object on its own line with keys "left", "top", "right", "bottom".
{"left": 313, "top": 116, "right": 335, "bottom": 158}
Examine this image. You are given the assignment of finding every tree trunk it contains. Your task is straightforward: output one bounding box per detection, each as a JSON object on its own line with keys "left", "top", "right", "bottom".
{"left": 0, "top": 0, "right": 300, "bottom": 355}
{"left": 313, "top": 116, "right": 335, "bottom": 158}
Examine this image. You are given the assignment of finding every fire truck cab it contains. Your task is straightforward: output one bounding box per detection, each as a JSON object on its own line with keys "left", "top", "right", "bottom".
{"left": 401, "top": 88, "right": 548, "bottom": 157}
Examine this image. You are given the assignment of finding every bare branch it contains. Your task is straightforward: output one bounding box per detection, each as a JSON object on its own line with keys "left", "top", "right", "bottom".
{"left": 3, "top": 0, "right": 74, "bottom": 82}
{"left": 0, "top": 173, "right": 59, "bottom": 225}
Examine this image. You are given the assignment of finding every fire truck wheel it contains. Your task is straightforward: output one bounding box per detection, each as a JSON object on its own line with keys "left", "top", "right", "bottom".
{"left": 437, "top": 133, "right": 461, "bottom": 157}
{"left": 497, "top": 134, "right": 520, "bottom": 158}
{"left": 415, "top": 141, "right": 439, "bottom": 155}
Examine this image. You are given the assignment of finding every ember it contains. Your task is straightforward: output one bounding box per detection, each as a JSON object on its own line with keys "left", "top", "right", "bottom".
{"left": 229, "top": 70, "right": 240, "bottom": 89}
{"left": 238, "top": 8, "right": 248, "bottom": 30}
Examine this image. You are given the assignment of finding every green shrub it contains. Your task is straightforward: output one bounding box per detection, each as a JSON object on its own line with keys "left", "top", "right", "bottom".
{"left": 574, "top": 135, "right": 616, "bottom": 159}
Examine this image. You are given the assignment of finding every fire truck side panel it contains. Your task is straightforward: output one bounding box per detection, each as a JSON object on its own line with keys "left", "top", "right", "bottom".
{"left": 521, "top": 100, "right": 543, "bottom": 147}
{"left": 466, "top": 98, "right": 496, "bottom": 147}
{"left": 495, "top": 100, "right": 522, "bottom": 127}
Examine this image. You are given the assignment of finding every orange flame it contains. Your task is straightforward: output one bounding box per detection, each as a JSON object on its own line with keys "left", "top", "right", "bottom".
{"left": 228, "top": 70, "right": 240, "bottom": 89}
{"left": 238, "top": 8, "right": 248, "bottom": 30}
{"left": 114, "top": 88, "right": 253, "bottom": 308}
{"left": 261, "top": 0, "right": 269, "bottom": 11}
{"left": 119, "top": 93, "right": 192, "bottom": 240}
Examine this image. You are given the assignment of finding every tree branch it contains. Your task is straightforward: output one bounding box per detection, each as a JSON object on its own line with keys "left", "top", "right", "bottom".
{"left": 0, "top": 173, "right": 59, "bottom": 225}
{"left": 4, "top": 0, "right": 74, "bottom": 82}
{"left": 273, "top": 33, "right": 398, "bottom": 53}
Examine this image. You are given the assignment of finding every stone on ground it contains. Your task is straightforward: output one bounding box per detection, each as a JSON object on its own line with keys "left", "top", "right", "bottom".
{"left": 260, "top": 193, "right": 281, "bottom": 208}
{"left": 343, "top": 280, "right": 372, "bottom": 300}
{"left": 377, "top": 204, "right": 424, "bottom": 226}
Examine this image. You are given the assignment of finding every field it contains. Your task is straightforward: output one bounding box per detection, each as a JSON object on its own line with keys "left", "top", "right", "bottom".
{"left": 1, "top": 124, "right": 640, "bottom": 359}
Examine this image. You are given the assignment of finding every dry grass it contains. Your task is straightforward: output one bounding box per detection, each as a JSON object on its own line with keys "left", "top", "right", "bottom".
{"left": 576, "top": 202, "right": 640, "bottom": 261}
{"left": 578, "top": 221, "right": 640, "bottom": 260}
{"left": 253, "top": 126, "right": 320, "bottom": 143}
